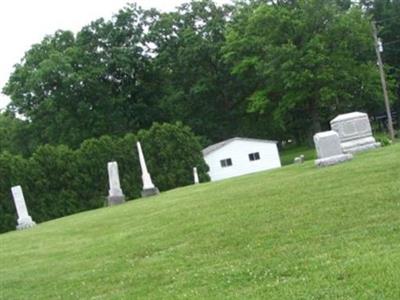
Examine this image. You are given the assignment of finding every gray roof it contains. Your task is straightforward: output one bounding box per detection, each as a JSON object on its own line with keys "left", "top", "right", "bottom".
{"left": 202, "top": 137, "right": 278, "bottom": 156}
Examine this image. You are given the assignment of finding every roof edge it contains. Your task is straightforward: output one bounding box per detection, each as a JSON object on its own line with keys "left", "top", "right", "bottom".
{"left": 202, "top": 137, "right": 278, "bottom": 156}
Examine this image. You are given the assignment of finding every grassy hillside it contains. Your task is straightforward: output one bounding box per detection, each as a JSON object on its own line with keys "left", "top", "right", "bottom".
{"left": 0, "top": 144, "right": 399, "bottom": 299}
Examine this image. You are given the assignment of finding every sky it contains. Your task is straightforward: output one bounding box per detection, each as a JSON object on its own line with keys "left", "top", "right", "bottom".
{"left": 0, "top": 0, "right": 231, "bottom": 110}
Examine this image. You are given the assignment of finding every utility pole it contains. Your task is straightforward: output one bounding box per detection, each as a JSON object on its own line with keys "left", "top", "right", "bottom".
{"left": 371, "top": 21, "right": 395, "bottom": 141}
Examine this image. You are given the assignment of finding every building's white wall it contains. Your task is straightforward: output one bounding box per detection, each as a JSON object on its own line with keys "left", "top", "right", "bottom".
{"left": 204, "top": 140, "right": 281, "bottom": 181}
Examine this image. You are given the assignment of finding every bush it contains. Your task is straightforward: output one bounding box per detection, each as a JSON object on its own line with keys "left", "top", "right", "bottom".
{"left": 376, "top": 135, "right": 392, "bottom": 147}
{"left": 0, "top": 123, "right": 209, "bottom": 233}
{"left": 138, "top": 122, "right": 209, "bottom": 191}
{"left": 0, "top": 152, "right": 32, "bottom": 232}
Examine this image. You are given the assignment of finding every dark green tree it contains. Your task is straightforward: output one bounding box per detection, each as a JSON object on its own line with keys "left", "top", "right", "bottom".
{"left": 147, "top": 0, "right": 255, "bottom": 143}
{"left": 363, "top": 0, "right": 400, "bottom": 124}
{"left": 0, "top": 112, "right": 36, "bottom": 155}
{"left": 223, "top": 0, "right": 385, "bottom": 142}
{"left": 3, "top": 5, "right": 162, "bottom": 148}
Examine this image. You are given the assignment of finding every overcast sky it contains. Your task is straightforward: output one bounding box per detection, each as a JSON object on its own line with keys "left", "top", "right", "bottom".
{"left": 0, "top": 0, "right": 231, "bottom": 110}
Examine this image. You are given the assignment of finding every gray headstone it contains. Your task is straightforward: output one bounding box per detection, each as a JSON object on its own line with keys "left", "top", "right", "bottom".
{"left": 107, "top": 161, "right": 125, "bottom": 206}
{"left": 313, "top": 131, "right": 353, "bottom": 167}
{"left": 11, "top": 185, "right": 36, "bottom": 230}
{"left": 330, "top": 112, "right": 381, "bottom": 153}
{"left": 314, "top": 131, "right": 343, "bottom": 158}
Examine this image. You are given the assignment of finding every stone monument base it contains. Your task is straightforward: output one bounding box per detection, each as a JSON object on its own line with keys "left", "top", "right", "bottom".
{"left": 341, "top": 137, "right": 381, "bottom": 154}
{"left": 16, "top": 220, "right": 36, "bottom": 230}
{"left": 315, "top": 153, "right": 353, "bottom": 167}
{"left": 141, "top": 187, "right": 160, "bottom": 198}
{"left": 107, "top": 195, "right": 125, "bottom": 206}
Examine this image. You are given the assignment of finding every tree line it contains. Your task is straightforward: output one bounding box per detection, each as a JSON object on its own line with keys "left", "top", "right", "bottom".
{"left": 1, "top": 0, "right": 398, "bottom": 156}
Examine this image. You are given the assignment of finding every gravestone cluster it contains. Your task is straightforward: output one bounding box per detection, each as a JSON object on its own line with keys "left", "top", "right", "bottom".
{"left": 7, "top": 112, "right": 380, "bottom": 230}
{"left": 313, "top": 112, "right": 380, "bottom": 167}
{"left": 9, "top": 140, "right": 202, "bottom": 231}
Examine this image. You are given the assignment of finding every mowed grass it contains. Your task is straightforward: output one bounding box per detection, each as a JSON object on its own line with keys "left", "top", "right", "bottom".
{"left": 0, "top": 144, "right": 399, "bottom": 299}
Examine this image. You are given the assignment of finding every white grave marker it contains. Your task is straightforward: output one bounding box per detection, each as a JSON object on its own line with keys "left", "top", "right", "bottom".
{"left": 11, "top": 185, "right": 36, "bottom": 230}
{"left": 314, "top": 131, "right": 353, "bottom": 167}
{"left": 107, "top": 161, "right": 125, "bottom": 206}
{"left": 330, "top": 112, "right": 380, "bottom": 153}
{"left": 193, "top": 167, "right": 199, "bottom": 184}
{"left": 136, "top": 141, "right": 159, "bottom": 197}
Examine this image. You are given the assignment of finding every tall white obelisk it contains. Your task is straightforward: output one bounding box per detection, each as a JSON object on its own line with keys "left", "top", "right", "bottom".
{"left": 11, "top": 185, "right": 36, "bottom": 230}
{"left": 107, "top": 161, "right": 125, "bottom": 206}
{"left": 136, "top": 141, "right": 159, "bottom": 197}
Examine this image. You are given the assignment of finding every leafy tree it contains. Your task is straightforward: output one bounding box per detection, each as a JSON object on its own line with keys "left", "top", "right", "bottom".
{"left": 0, "top": 112, "right": 36, "bottom": 155}
{"left": 3, "top": 5, "right": 162, "bottom": 148}
{"left": 147, "top": 0, "right": 254, "bottom": 143}
{"left": 223, "top": 0, "right": 386, "bottom": 142}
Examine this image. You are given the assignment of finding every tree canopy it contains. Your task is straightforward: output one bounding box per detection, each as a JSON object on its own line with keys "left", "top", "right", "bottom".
{"left": 223, "top": 0, "right": 387, "bottom": 141}
{"left": 2, "top": 0, "right": 398, "bottom": 152}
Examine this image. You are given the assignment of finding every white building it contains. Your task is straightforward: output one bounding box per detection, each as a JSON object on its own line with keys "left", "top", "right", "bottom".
{"left": 202, "top": 137, "right": 281, "bottom": 181}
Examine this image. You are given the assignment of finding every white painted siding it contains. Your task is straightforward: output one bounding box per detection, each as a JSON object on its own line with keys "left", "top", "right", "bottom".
{"left": 204, "top": 140, "right": 281, "bottom": 181}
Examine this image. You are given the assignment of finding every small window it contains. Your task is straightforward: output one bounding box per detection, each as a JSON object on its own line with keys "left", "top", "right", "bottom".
{"left": 249, "top": 152, "right": 260, "bottom": 161}
{"left": 220, "top": 158, "right": 232, "bottom": 167}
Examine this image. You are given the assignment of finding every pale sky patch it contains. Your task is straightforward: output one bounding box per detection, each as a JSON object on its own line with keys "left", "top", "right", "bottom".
{"left": 0, "top": 0, "right": 231, "bottom": 110}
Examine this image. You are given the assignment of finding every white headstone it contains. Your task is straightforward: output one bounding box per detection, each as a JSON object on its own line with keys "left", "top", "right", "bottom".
{"left": 193, "top": 167, "right": 199, "bottom": 184}
{"left": 107, "top": 161, "right": 125, "bottom": 206}
{"left": 136, "top": 141, "right": 159, "bottom": 197}
{"left": 313, "top": 131, "right": 353, "bottom": 167}
{"left": 11, "top": 185, "right": 36, "bottom": 230}
{"left": 314, "top": 131, "right": 343, "bottom": 159}
{"left": 330, "top": 112, "right": 380, "bottom": 153}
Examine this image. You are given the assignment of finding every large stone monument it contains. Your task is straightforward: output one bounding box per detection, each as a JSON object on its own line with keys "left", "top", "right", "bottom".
{"left": 314, "top": 131, "right": 353, "bottom": 167}
{"left": 11, "top": 185, "right": 36, "bottom": 230}
{"left": 136, "top": 141, "right": 159, "bottom": 197}
{"left": 330, "top": 112, "right": 381, "bottom": 154}
{"left": 107, "top": 161, "right": 125, "bottom": 206}
{"left": 193, "top": 167, "right": 199, "bottom": 184}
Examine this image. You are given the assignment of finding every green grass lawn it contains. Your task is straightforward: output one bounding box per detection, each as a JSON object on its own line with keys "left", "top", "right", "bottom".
{"left": 0, "top": 144, "right": 399, "bottom": 299}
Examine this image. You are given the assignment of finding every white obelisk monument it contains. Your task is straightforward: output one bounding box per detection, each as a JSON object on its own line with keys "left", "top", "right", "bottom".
{"left": 136, "top": 141, "right": 159, "bottom": 197}
{"left": 11, "top": 185, "right": 36, "bottom": 230}
{"left": 107, "top": 161, "right": 125, "bottom": 206}
{"left": 193, "top": 167, "right": 199, "bottom": 184}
